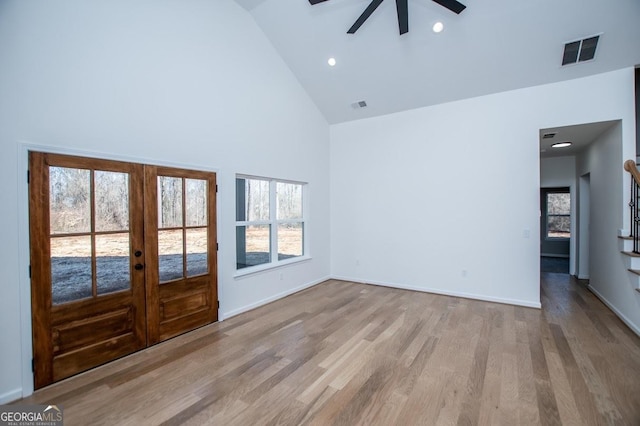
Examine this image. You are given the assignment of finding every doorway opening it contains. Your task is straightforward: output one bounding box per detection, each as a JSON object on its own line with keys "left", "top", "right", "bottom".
{"left": 540, "top": 187, "right": 571, "bottom": 274}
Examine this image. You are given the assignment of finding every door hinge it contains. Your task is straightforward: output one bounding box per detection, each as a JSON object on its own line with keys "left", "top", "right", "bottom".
{"left": 28, "top": 265, "right": 31, "bottom": 278}
{"left": 32, "top": 358, "right": 35, "bottom": 372}
{"left": 217, "top": 300, "right": 220, "bottom": 309}
{"left": 216, "top": 243, "right": 219, "bottom": 251}
{"left": 216, "top": 184, "right": 218, "bottom": 193}
{"left": 27, "top": 170, "right": 30, "bottom": 184}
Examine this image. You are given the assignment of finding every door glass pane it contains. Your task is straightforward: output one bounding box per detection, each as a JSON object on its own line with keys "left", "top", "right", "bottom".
{"left": 96, "top": 233, "right": 131, "bottom": 295}
{"left": 277, "top": 182, "right": 303, "bottom": 220}
{"left": 186, "top": 179, "right": 207, "bottom": 227}
{"left": 159, "top": 229, "right": 183, "bottom": 282}
{"left": 236, "top": 178, "right": 269, "bottom": 221}
{"left": 51, "top": 236, "right": 92, "bottom": 304}
{"left": 278, "top": 223, "right": 303, "bottom": 260}
{"left": 49, "top": 167, "right": 91, "bottom": 234}
{"left": 236, "top": 224, "right": 270, "bottom": 269}
{"left": 95, "top": 171, "right": 129, "bottom": 232}
{"left": 158, "top": 176, "right": 183, "bottom": 228}
{"left": 186, "top": 228, "right": 208, "bottom": 277}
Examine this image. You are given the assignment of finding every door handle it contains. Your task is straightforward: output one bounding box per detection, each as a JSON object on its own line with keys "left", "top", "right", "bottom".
{"left": 134, "top": 263, "right": 144, "bottom": 271}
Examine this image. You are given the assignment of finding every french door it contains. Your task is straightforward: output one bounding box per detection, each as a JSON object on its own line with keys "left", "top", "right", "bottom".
{"left": 29, "top": 152, "right": 217, "bottom": 389}
{"left": 144, "top": 165, "right": 218, "bottom": 344}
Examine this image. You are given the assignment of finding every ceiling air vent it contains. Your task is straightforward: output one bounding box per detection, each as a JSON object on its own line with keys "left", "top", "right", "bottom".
{"left": 562, "top": 34, "right": 600, "bottom": 66}
{"left": 542, "top": 132, "right": 557, "bottom": 139}
{"left": 351, "top": 100, "right": 368, "bottom": 109}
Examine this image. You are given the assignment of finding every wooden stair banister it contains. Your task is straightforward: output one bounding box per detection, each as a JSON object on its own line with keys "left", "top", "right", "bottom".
{"left": 624, "top": 159, "right": 640, "bottom": 252}
{"left": 621, "top": 160, "right": 640, "bottom": 292}
{"left": 624, "top": 159, "right": 640, "bottom": 185}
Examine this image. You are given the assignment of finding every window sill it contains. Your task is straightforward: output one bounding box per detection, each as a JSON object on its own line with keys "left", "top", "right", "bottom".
{"left": 233, "top": 256, "right": 312, "bottom": 279}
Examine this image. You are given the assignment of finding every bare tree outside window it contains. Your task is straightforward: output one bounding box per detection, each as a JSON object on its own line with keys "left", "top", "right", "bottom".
{"left": 546, "top": 192, "right": 570, "bottom": 238}
{"left": 236, "top": 177, "right": 305, "bottom": 270}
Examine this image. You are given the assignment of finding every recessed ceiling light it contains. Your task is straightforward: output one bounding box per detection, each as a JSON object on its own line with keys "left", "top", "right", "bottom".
{"left": 551, "top": 142, "right": 572, "bottom": 148}
{"left": 432, "top": 22, "right": 444, "bottom": 33}
{"left": 328, "top": 57, "right": 337, "bottom": 67}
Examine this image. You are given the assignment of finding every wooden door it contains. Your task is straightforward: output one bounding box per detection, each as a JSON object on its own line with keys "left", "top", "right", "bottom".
{"left": 30, "top": 154, "right": 218, "bottom": 389}
{"left": 144, "top": 166, "right": 218, "bottom": 344}
{"left": 30, "top": 152, "right": 147, "bottom": 389}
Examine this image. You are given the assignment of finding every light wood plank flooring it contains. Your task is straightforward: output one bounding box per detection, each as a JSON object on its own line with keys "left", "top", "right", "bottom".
{"left": 19, "top": 274, "right": 640, "bottom": 425}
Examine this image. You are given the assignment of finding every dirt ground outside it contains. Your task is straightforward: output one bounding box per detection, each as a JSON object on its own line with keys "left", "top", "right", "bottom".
{"left": 51, "top": 227, "right": 302, "bottom": 257}
{"left": 50, "top": 227, "right": 303, "bottom": 304}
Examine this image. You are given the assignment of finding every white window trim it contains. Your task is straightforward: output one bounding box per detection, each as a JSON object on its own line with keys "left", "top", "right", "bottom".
{"left": 234, "top": 175, "right": 309, "bottom": 277}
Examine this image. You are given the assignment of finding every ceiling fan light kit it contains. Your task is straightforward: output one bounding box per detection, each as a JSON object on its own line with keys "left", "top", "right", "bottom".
{"left": 309, "top": 0, "right": 466, "bottom": 35}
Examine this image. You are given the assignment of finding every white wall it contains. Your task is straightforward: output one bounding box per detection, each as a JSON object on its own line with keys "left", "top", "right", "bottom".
{"left": 0, "top": 0, "right": 330, "bottom": 402}
{"left": 577, "top": 123, "right": 640, "bottom": 334}
{"left": 540, "top": 156, "right": 577, "bottom": 273}
{"left": 541, "top": 156, "right": 577, "bottom": 187}
{"left": 330, "top": 69, "right": 636, "bottom": 309}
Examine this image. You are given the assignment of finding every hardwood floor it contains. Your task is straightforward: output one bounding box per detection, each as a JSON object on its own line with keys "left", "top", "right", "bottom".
{"left": 19, "top": 274, "right": 640, "bottom": 425}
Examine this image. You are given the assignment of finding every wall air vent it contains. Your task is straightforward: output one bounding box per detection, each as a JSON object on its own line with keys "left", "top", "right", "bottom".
{"left": 542, "top": 132, "right": 557, "bottom": 139}
{"left": 562, "top": 34, "right": 601, "bottom": 66}
{"left": 351, "top": 100, "right": 368, "bottom": 109}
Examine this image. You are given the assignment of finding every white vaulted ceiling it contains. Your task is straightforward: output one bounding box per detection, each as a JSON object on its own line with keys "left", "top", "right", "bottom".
{"left": 234, "top": 0, "right": 640, "bottom": 124}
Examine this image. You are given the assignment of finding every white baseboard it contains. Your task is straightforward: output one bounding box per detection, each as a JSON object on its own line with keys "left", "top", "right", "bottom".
{"left": 588, "top": 285, "right": 640, "bottom": 337}
{"left": 220, "top": 276, "right": 330, "bottom": 320}
{"left": 0, "top": 388, "right": 22, "bottom": 404}
{"left": 331, "top": 275, "right": 542, "bottom": 309}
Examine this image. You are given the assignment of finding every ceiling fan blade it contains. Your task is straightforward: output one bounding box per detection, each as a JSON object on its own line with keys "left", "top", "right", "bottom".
{"left": 347, "top": 0, "right": 385, "bottom": 34}
{"left": 308, "top": 0, "right": 330, "bottom": 4}
{"left": 395, "top": 0, "right": 408, "bottom": 34}
{"left": 431, "top": 0, "right": 466, "bottom": 14}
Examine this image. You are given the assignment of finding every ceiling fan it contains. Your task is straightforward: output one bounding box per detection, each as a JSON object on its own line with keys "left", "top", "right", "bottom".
{"left": 308, "top": 0, "right": 466, "bottom": 35}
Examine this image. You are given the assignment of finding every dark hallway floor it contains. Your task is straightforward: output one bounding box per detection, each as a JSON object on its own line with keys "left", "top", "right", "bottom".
{"left": 541, "top": 256, "right": 569, "bottom": 274}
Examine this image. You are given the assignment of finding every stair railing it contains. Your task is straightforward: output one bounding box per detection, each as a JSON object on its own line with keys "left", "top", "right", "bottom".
{"left": 624, "top": 159, "right": 640, "bottom": 253}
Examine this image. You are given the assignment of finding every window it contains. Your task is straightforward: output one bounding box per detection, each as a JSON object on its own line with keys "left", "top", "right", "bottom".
{"left": 236, "top": 176, "right": 306, "bottom": 270}
{"left": 545, "top": 190, "right": 570, "bottom": 239}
